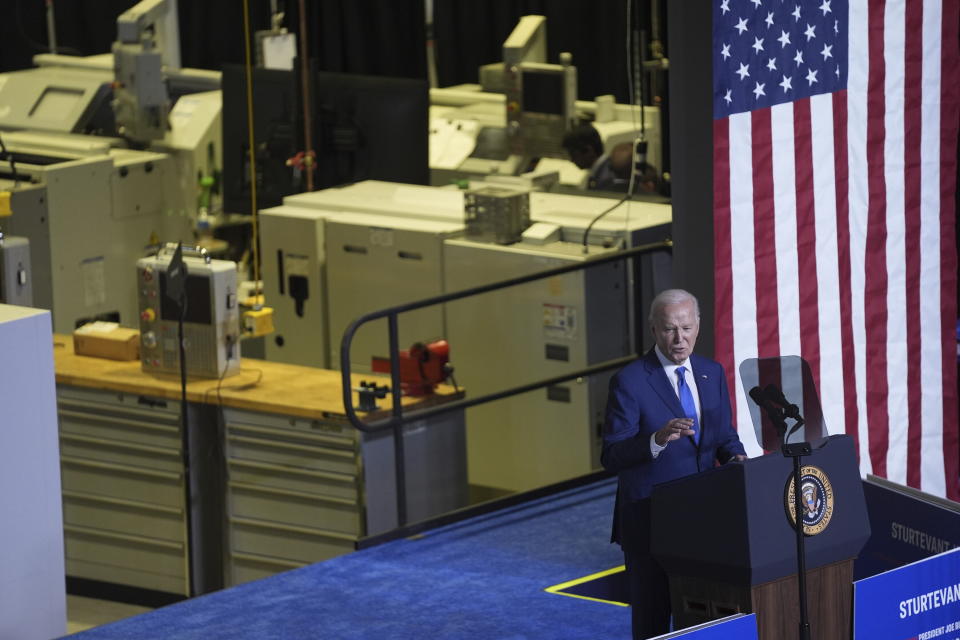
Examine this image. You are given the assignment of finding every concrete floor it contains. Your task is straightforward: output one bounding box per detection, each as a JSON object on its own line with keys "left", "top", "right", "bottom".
{"left": 66, "top": 595, "right": 152, "bottom": 636}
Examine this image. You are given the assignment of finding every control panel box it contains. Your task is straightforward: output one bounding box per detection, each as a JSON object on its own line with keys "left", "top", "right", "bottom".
{"left": 464, "top": 186, "right": 530, "bottom": 245}
{"left": 136, "top": 251, "right": 241, "bottom": 378}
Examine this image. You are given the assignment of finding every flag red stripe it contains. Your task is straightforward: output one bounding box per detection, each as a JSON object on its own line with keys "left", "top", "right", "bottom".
{"left": 751, "top": 109, "right": 780, "bottom": 359}
{"left": 713, "top": 118, "right": 737, "bottom": 429}
{"left": 939, "top": 0, "right": 960, "bottom": 501}
{"left": 903, "top": 0, "right": 924, "bottom": 489}
{"left": 792, "top": 98, "right": 821, "bottom": 393}
{"left": 832, "top": 90, "right": 859, "bottom": 451}
{"left": 864, "top": 0, "right": 890, "bottom": 477}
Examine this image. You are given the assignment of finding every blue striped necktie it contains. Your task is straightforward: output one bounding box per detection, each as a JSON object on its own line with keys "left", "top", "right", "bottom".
{"left": 676, "top": 366, "right": 700, "bottom": 445}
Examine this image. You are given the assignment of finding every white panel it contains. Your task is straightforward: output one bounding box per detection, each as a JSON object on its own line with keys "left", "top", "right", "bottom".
{"left": 0, "top": 305, "right": 65, "bottom": 640}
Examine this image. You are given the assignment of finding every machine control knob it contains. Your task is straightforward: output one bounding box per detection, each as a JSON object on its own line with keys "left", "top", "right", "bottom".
{"left": 142, "top": 267, "right": 154, "bottom": 282}
{"left": 141, "top": 308, "right": 156, "bottom": 322}
{"left": 142, "top": 331, "right": 157, "bottom": 349}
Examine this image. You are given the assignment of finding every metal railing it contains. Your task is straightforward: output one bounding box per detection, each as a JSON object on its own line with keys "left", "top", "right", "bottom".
{"left": 339, "top": 240, "right": 672, "bottom": 526}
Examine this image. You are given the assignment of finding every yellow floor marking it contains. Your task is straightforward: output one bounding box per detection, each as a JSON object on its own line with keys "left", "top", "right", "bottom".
{"left": 544, "top": 565, "right": 629, "bottom": 607}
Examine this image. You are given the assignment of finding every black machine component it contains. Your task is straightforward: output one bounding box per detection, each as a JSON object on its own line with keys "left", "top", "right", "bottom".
{"left": 222, "top": 65, "right": 303, "bottom": 215}
{"left": 222, "top": 65, "right": 429, "bottom": 215}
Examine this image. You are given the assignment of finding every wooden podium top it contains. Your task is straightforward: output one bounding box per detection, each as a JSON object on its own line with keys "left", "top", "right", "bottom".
{"left": 52, "top": 334, "right": 463, "bottom": 422}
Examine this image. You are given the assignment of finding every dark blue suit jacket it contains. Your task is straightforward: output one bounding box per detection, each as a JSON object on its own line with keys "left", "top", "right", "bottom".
{"left": 601, "top": 349, "right": 746, "bottom": 551}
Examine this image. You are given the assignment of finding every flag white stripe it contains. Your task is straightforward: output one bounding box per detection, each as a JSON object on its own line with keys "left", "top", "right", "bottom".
{"left": 770, "top": 102, "right": 801, "bottom": 358}
{"left": 919, "top": 0, "right": 946, "bottom": 496}
{"left": 809, "top": 93, "right": 845, "bottom": 438}
{"left": 846, "top": 0, "right": 873, "bottom": 476}
{"left": 728, "top": 111, "right": 763, "bottom": 457}
{"left": 883, "top": 0, "right": 909, "bottom": 485}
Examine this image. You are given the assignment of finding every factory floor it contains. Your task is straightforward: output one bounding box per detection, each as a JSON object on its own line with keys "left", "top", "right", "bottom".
{"left": 66, "top": 595, "right": 152, "bottom": 635}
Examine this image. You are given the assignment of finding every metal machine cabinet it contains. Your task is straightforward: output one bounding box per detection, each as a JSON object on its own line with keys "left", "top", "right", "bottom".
{"left": 324, "top": 213, "right": 463, "bottom": 373}
{"left": 56, "top": 386, "right": 191, "bottom": 595}
{"left": 0, "top": 139, "right": 194, "bottom": 333}
{"left": 443, "top": 239, "right": 632, "bottom": 494}
{"left": 260, "top": 205, "right": 338, "bottom": 369}
{"left": 223, "top": 406, "right": 467, "bottom": 586}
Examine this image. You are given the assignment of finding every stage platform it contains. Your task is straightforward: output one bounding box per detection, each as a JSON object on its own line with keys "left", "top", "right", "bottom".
{"left": 65, "top": 478, "right": 630, "bottom": 639}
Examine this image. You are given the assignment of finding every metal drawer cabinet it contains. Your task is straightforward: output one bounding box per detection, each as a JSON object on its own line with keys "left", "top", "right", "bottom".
{"left": 223, "top": 409, "right": 364, "bottom": 585}
{"left": 56, "top": 386, "right": 191, "bottom": 596}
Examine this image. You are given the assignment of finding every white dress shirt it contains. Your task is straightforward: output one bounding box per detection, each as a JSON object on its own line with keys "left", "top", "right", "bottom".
{"left": 649, "top": 345, "right": 703, "bottom": 457}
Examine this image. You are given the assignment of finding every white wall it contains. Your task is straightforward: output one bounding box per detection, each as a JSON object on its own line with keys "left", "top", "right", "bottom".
{"left": 0, "top": 305, "right": 66, "bottom": 640}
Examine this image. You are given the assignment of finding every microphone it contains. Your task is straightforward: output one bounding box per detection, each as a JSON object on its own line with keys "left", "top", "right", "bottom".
{"left": 748, "top": 386, "right": 777, "bottom": 413}
{"left": 763, "top": 384, "right": 801, "bottom": 419}
{"left": 749, "top": 386, "right": 789, "bottom": 439}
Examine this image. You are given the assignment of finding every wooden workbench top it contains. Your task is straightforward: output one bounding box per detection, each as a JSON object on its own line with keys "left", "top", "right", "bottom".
{"left": 52, "top": 335, "right": 463, "bottom": 423}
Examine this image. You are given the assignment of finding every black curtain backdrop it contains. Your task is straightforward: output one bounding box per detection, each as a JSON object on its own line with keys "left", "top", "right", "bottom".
{"left": 433, "top": 0, "right": 649, "bottom": 104}
{"left": 0, "top": 0, "right": 426, "bottom": 79}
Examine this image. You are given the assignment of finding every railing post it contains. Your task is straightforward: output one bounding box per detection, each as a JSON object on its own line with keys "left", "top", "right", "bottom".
{"left": 387, "top": 313, "right": 408, "bottom": 527}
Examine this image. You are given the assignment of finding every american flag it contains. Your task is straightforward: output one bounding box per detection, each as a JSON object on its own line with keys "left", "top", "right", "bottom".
{"left": 712, "top": 0, "right": 959, "bottom": 500}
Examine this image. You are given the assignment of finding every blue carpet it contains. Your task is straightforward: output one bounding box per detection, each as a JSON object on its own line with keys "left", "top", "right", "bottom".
{"left": 66, "top": 478, "right": 630, "bottom": 639}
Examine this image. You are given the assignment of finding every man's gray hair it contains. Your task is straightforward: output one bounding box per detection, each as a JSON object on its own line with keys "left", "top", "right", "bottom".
{"left": 648, "top": 289, "right": 701, "bottom": 325}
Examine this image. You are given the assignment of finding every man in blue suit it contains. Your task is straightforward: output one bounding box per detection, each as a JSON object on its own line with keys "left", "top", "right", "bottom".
{"left": 602, "top": 289, "right": 747, "bottom": 639}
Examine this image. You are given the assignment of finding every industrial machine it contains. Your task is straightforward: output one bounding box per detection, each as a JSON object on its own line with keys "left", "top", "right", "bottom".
{"left": 260, "top": 182, "right": 466, "bottom": 369}
{"left": 443, "top": 237, "right": 630, "bottom": 493}
{"left": 255, "top": 179, "right": 671, "bottom": 496}
{"left": 428, "top": 15, "right": 663, "bottom": 189}
{"left": 0, "top": 0, "right": 223, "bottom": 331}
{"left": 0, "top": 139, "right": 193, "bottom": 332}
{"left": 324, "top": 212, "right": 464, "bottom": 373}
{"left": 136, "top": 245, "right": 241, "bottom": 379}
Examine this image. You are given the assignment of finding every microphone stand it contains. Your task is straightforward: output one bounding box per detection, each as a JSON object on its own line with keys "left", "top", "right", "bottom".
{"left": 782, "top": 425, "right": 812, "bottom": 640}
{"left": 751, "top": 388, "right": 811, "bottom": 640}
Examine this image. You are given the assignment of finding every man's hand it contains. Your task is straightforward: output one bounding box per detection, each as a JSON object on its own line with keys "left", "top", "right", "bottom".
{"left": 654, "top": 418, "right": 696, "bottom": 446}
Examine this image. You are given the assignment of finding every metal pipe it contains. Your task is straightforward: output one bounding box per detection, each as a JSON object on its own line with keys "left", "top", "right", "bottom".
{"left": 297, "top": 0, "right": 314, "bottom": 192}
{"left": 45, "top": 0, "right": 57, "bottom": 54}
{"left": 388, "top": 314, "right": 408, "bottom": 526}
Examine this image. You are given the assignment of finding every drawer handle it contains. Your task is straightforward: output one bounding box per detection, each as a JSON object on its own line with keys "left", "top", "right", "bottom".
{"left": 62, "top": 490, "right": 183, "bottom": 516}
{"left": 227, "top": 435, "right": 354, "bottom": 460}
{"left": 62, "top": 455, "right": 183, "bottom": 482}
{"left": 225, "top": 422, "right": 352, "bottom": 448}
{"left": 230, "top": 516, "right": 356, "bottom": 542}
{"left": 229, "top": 481, "right": 356, "bottom": 507}
{"left": 228, "top": 459, "right": 355, "bottom": 483}
{"left": 61, "top": 433, "right": 181, "bottom": 458}
{"left": 64, "top": 523, "right": 184, "bottom": 551}
{"left": 230, "top": 551, "right": 306, "bottom": 571}
{"left": 57, "top": 397, "right": 180, "bottom": 423}
{"left": 58, "top": 408, "right": 180, "bottom": 434}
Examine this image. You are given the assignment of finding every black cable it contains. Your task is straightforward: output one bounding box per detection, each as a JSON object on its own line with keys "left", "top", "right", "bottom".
{"left": 581, "top": 193, "right": 632, "bottom": 252}
{"left": 581, "top": 0, "right": 645, "bottom": 252}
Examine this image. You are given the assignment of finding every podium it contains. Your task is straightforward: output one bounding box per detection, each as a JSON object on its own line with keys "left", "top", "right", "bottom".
{"left": 650, "top": 435, "right": 870, "bottom": 640}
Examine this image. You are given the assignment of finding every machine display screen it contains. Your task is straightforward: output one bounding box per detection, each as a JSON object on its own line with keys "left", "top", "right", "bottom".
{"left": 29, "top": 87, "right": 84, "bottom": 121}
{"left": 521, "top": 70, "right": 565, "bottom": 115}
{"left": 160, "top": 272, "right": 213, "bottom": 325}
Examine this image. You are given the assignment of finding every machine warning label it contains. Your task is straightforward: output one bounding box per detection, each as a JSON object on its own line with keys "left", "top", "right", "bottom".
{"left": 81, "top": 256, "right": 107, "bottom": 307}
{"left": 543, "top": 303, "right": 577, "bottom": 340}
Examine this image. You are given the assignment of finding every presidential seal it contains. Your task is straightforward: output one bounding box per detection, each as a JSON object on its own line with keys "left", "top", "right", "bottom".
{"left": 784, "top": 465, "right": 834, "bottom": 535}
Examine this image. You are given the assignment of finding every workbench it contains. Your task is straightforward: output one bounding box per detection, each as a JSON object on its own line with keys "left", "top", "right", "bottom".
{"left": 52, "top": 335, "right": 467, "bottom": 595}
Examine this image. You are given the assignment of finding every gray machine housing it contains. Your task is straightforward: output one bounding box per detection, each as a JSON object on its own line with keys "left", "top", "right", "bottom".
{"left": 137, "top": 250, "right": 241, "bottom": 379}
{"left": 0, "top": 234, "right": 32, "bottom": 307}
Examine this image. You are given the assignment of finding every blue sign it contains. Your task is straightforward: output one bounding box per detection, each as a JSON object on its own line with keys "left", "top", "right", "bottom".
{"left": 655, "top": 614, "right": 758, "bottom": 639}
{"left": 855, "top": 478, "right": 960, "bottom": 580}
{"left": 854, "top": 548, "right": 960, "bottom": 639}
